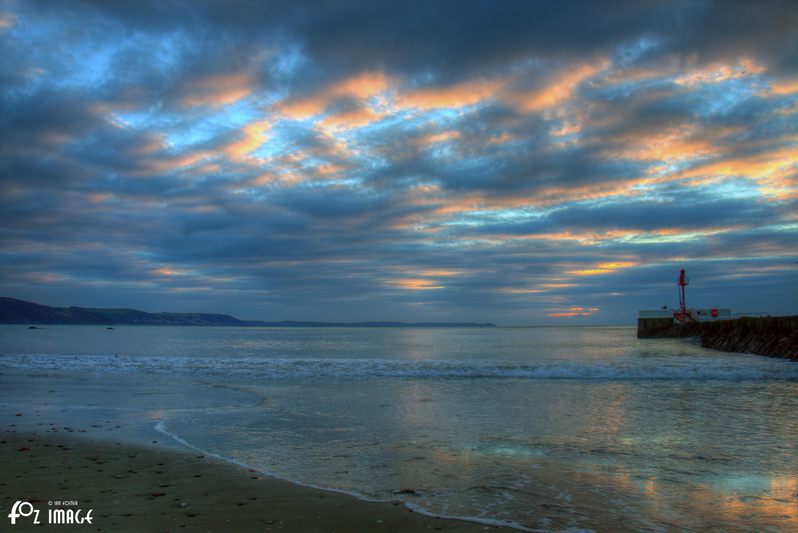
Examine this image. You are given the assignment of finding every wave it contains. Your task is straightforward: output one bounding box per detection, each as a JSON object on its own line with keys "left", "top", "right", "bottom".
{"left": 153, "top": 419, "right": 538, "bottom": 532}
{"left": 2, "top": 353, "right": 797, "bottom": 381}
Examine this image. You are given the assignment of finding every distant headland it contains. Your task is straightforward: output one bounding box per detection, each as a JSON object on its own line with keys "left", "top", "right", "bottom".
{"left": 0, "top": 297, "right": 496, "bottom": 328}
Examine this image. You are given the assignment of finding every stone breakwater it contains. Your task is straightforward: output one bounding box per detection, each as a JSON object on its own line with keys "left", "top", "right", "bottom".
{"left": 638, "top": 315, "right": 798, "bottom": 361}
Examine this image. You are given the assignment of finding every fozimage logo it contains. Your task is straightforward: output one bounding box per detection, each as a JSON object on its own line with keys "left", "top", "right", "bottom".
{"left": 8, "top": 500, "right": 93, "bottom": 526}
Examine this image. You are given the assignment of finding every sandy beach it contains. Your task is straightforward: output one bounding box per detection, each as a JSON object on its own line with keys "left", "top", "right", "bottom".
{"left": 1, "top": 429, "right": 516, "bottom": 532}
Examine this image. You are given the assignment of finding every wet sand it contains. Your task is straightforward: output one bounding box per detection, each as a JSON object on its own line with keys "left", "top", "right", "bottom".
{"left": 0, "top": 430, "right": 518, "bottom": 532}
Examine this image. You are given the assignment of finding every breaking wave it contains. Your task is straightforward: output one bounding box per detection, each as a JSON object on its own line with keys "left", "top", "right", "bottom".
{"left": 2, "top": 353, "right": 797, "bottom": 381}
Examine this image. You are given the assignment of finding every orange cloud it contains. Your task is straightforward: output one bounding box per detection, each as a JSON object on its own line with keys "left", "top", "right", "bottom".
{"left": 223, "top": 119, "right": 270, "bottom": 161}
{"left": 144, "top": 148, "right": 214, "bottom": 174}
{"left": 520, "top": 180, "right": 643, "bottom": 207}
{"left": 568, "top": 261, "right": 639, "bottom": 276}
{"left": 333, "top": 71, "right": 391, "bottom": 100}
{"left": 674, "top": 58, "right": 765, "bottom": 87}
{"left": 489, "top": 229, "right": 635, "bottom": 245}
{"left": 388, "top": 278, "right": 445, "bottom": 290}
{"left": 671, "top": 145, "right": 798, "bottom": 199}
{"left": 384, "top": 268, "right": 463, "bottom": 290}
{"left": 416, "top": 269, "right": 462, "bottom": 277}
{"left": 180, "top": 72, "right": 255, "bottom": 107}
{"left": 88, "top": 192, "right": 113, "bottom": 204}
{"left": 606, "top": 125, "right": 725, "bottom": 163}
{"left": 769, "top": 77, "right": 798, "bottom": 96}
{"left": 0, "top": 11, "right": 17, "bottom": 30}
{"left": 277, "top": 97, "right": 327, "bottom": 119}
{"left": 551, "top": 122, "right": 582, "bottom": 137}
{"left": 183, "top": 204, "right": 219, "bottom": 213}
{"left": 397, "top": 78, "right": 502, "bottom": 110}
{"left": 509, "top": 60, "right": 609, "bottom": 113}
{"left": 123, "top": 132, "right": 167, "bottom": 157}
{"left": 249, "top": 173, "right": 275, "bottom": 186}
{"left": 548, "top": 306, "right": 600, "bottom": 317}
{"left": 278, "top": 71, "right": 390, "bottom": 119}
{"left": 246, "top": 151, "right": 316, "bottom": 187}
{"left": 501, "top": 283, "right": 578, "bottom": 296}
{"left": 401, "top": 183, "right": 648, "bottom": 235}
{"left": 315, "top": 162, "right": 346, "bottom": 177}
{"left": 499, "top": 288, "right": 544, "bottom": 294}
{"left": 152, "top": 267, "right": 189, "bottom": 277}
{"left": 197, "top": 162, "right": 221, "bottom": 174}
{"left": 318, "top": 107, "right": 383, "bottom": 131}
{"left": 415, "top": 130, "right": 461, "bottom": 146}
{"left": 487, "top": 132, "right": 516, "bottom": 145}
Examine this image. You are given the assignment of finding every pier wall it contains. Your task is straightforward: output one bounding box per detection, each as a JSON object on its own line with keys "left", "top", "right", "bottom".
{"left": 637, "top": 315, "right": 798, "bottom": 361}
{"left": 636, "top": 317, "right": 681, "bottom": 338}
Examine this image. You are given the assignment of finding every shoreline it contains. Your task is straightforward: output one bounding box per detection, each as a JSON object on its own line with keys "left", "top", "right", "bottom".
{"left": 1, "top": 429, "right": 520, "bottom": 532}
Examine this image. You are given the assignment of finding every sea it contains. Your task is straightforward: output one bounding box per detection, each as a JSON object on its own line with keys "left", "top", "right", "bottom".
{"left": 1, "top": 325, "right": 796, "bottom": 532}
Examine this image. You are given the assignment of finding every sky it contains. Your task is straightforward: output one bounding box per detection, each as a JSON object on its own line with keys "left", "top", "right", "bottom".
{"left": 0, "top": 0, "right": 796, "bottom": 325}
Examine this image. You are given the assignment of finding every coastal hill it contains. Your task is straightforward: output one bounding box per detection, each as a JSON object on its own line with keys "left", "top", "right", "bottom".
{"left": 0, "top": 297, "right": 496, "bottom": 328}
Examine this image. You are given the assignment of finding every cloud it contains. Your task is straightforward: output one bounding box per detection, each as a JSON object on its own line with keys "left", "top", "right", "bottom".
{"left": 397, "top": 78, "right": 502, "bottom": 110}
{"left": 179, "top": 71, "right": 257, "bottom": 107}
{"left": 223, "top": 118, "right": 271, "bottom": 161}
{"left": 769, "top": 77, "right": 798, "bottom": 96}
{"left": 674, "top": 58, "right": 766, "bottom": 87}
{"left": 548, "top": 306, "right": 600, "bottom": 318}
{"left": 0, "top": 11, "right": 16, "bottom": 31}
{"left": 0, "top": 0, "right": 796, "bottom": 323}
{"left": 507, "top": 60, "right": 610, "bottom": 113}
{"left": 317, "top": 106, "right": 383, "bottom": 132}
{"left": 277, "top": 71, "right": 390, "bottom": 119}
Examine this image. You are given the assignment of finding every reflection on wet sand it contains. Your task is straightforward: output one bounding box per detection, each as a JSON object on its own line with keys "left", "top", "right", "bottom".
{"left": 385, "top": 379, "right": 797, "bottom": 531}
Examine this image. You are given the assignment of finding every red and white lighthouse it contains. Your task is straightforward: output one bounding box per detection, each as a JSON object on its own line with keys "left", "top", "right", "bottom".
{"left": 673, "top": 268, "right": 693, "bottom": 323}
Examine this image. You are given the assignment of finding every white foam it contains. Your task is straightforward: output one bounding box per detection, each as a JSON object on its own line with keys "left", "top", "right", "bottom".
{"left": 2, "top": 353, "right": 797, "bottom": 381}
{"left": 153, "top": 419, "right": 541, "bottom": 532}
